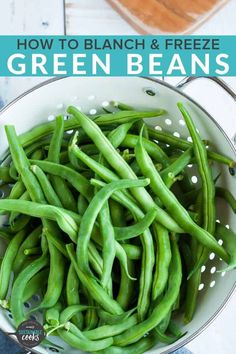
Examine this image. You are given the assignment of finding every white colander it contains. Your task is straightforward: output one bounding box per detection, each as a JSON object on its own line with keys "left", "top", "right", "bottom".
{"left": 0, "top": 76, "right": 235, "bottom": 354}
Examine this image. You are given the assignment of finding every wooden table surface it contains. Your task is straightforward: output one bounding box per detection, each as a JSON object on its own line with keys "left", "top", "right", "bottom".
{"left": 0, "top": 2, "right": 236, "bottom": 354}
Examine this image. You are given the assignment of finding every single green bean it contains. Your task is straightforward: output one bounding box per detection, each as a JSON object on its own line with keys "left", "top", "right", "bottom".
{"left": 31, "top": 165, "right": 63, "bottom": 207}
{"left": 10, "top": 252, "right": 49, "bottom": 326}
{"left": 66, "top": 263, "right": 84, "bottom": 329}
{"left": 152, "top": 224, "right": 172, "bottom": 301}
{"left": 0, "top": 229, "right": 27, "bottom": 300}
{"left": 114, "top": 208, "right": 157, "bottom": 241}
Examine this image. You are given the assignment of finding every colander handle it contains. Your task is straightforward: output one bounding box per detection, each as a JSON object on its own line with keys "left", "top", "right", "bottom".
{"left": 176, "top": 76, "right": 236, "bottom": 145}
{"left": 176, "top": 76, "right": 236, "bottom": 102}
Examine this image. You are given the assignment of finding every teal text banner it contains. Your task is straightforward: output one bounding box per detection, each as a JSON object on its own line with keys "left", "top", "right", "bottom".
{"left": 0, "top": 35, "right": 235, "bottom": 76}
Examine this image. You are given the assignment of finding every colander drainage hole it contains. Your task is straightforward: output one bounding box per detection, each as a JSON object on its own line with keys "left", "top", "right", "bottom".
{"left": 198, "top": 283, "right": 204, "bottom": 291}
{"left": 209, "top": 252, "right": 215, "bottom": 260}
{"left": 179, "top": 119, "right": 185, "bottom": 126}
{"left": 102, "top": 101, "right": 109, "bottom": 108}
{"left": 24, "top": 302, "right": 30, "bottom": 309}
{"left": 173, "top": 132, "right": 180, "bottom": 138}
{"left": 155, "top": 125, "right": 162, "bottom": 131}
{"left": 165, "top": 119, "right": 172, "bottom": 126}
{"left": 210, "top": 280, "right": 216, "bottom": 288}
{"left": 32, "top": 294, "right": 40, "bottom": 302}
{"left": 218, "top": 239, "right": 223, "bottom": 246}
{"left": 0, "top": 190, "right": 4, "bottom": 198}
{"left": 201, "top": 265, "right": 206, "bottom": 273}
{"left": 8, "top": 313, "right": 13, "bottom": 319}
{"left": 49, "top": 347, "right": 60, "bottom": 353}
{"left": 229, "top": 167, "right": 235, "bottom": 176}
{"left": 30, "top": 315, "right": 37, "bottom": 321}
{"left": 89, "top": 109, "right": 97, "bottom": 115}
{"left": 221, "top": 271, "right": 226, "bottom": 277}
{"left": 210, "top": 266, "right": 216, "bottom": 274}
{"left": 191, "top": 176, "right": 198, "bottom": 184}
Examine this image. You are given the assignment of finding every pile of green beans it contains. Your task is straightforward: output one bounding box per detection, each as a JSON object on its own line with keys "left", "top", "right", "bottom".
{"left": 0, "top": 102, "right": 235, "bottom": 354}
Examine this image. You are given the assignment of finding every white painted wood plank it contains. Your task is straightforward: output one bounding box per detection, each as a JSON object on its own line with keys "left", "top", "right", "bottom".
{"left": 65, "top": 0, "right": 136, "bottom": 35}
{"left": 0, "top": 0, "right": 65, "bottom": 34}
{"left": 0, "top": 0, "right": 64, "bottom": 108}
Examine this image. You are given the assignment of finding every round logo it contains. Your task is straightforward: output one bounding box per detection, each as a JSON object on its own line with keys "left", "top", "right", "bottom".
{"left": 16, "top": 320, "right": 46, "bottom": 348}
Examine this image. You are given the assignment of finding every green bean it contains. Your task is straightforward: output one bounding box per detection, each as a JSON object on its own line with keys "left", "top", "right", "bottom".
{"left": 108, "top": 122, "right": 134, "bottom": 148}
{"left": 24, "top": 247, "right": 41, "bottom": 256}
{"left": 0, "top": 166, "right": 14, "bottom": 183}
{"left": 216, "top": 187, "right": 236, "bottom": 214}
{"left": 114, "top": 208, "right": 157, "bottom": 241}
{"left": 8, "top": 179, "right": 25, "bottom": 200}
{"left": 83, "top": 285, "right": 99, "bottom": 331}
{"left": 57, "top": 326, "right": 113, "bottom": 352}
{"left": 122, "top": 244, "right": 141, "bottom": 260}
{"left": 66, "top": 263, "right": 84, "bottom": 329}
{"left": 29, "top": 148, "right": 45, "bottom": 160}
{"left": 77, "top": 194, "right": 89, "bottom": 215}
{"left": 99, "top": 201, "right": 116, "bottom": 290}
{"left": 47, "top": 115, "right": 77, "bottom": 212}
{"left": 66, "top": 244, "right": 123, "bottom": 315}
{"left": 46, "top": 302, "right": 62, "bottom": 327}
{"left": 0, "top": 231, "right": 12, "bottom": 244}
{"left": 31, "top": 165, "right": 63, "bottom": 207}
{"left": 98, "top": 308, "right": 136, "bottom": 325}
{"left": 115, "top": 242, "right": 136, "bottom": 281}
{"left": 0, "top": 199, "right": 79, "bottom": 242}
{"left": 43, "top": 227, "right": 68, "bottom": 258}
{"left": 84, "top": 315, "right": 138, "bottom": 340}
{"left": 152, "top": 224, "right": 172, "bottom": 301}
{"left": 0, "top": 228, "right": 27, "bottom": 300}
{"left": 147, "top": 126, "right": 236, "bottom": 167}
{"left": 134, "top": 128, "right": 229, "bottom": 263}
{"left": 109, "top": 199, "right": 125, "bottom": 227}
{"left": 94, "top": 110, "right": 166, "bottom": 125}
{"left": 113, "top": 234, "right": 182, "bottom": 346}
{"left": 32, "top": 239, "right": 65, "bottom": 311}
{"left": 95, "top": 331, "right": 159, "bottom": 354}
{"left": 178, "top": 103, "right": 216, "bottom": 268}
{"left": 116, "top": 258, "right": 135, "bottom": 311}
{"left": 160, "top": 148, "right": 193, "bottom": 188}
{"left": 60, "top": 305, "right": 92, "bottom": 324}
{"left": 88, "top": 241, "right": 103, "bottom": 278}
{"left": 23, "top": 268, "right": 48, "bottom": 302}
{"left": 184, "top": 238, "right": 201, "bottom": 323}
{"left": 11, "top": 252, "right": 49, "bottom": 326}
{"left": 154, "top": 326, "right": 183, "bottom": 345}
{"left": 76, "top": 178, "right": 150, "bottom": 274}
{"left": 13, "top": 226, "right": 42, "bottom": 273}
{"left": 30, "top": 159, "right": 93, "bottom": 201}
{"left": 5, "top": 125, "right": 46, "bottom": 203}
{"left": 48, "top": 116, "right": 64, "bottom": 162}
{"left": 121, "top": 134, "right": 169, "bottom": 167}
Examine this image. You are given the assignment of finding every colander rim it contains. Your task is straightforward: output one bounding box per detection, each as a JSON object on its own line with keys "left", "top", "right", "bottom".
{"left": 0, "top": 76, "right": 235, "bottom": 354}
